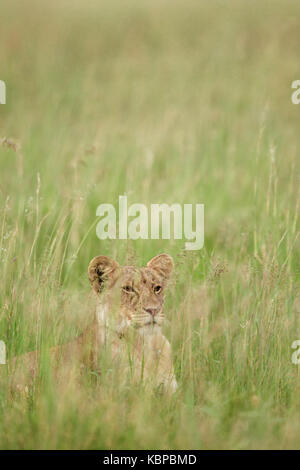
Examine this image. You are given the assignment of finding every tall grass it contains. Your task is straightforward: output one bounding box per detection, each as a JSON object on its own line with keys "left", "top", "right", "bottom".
{"left": 0, "top": 0, "right": 299, "bottom": 449}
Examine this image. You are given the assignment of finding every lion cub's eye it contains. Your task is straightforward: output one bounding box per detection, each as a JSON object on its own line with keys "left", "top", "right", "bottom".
{"left": 122, "top": 285, "right": 135, "bottom": 293}
{"left": 154, "top": 285, "right": 162, "bottom": 294}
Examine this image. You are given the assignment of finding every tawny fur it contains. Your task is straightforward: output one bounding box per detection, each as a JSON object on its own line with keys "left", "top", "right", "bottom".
{"left": 9, "top": 253, "right": 177, "bottom": 395}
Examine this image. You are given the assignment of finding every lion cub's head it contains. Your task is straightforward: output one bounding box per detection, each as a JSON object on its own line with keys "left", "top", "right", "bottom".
{"left": 88, "top": 254, "right": 173, "bottom": 334}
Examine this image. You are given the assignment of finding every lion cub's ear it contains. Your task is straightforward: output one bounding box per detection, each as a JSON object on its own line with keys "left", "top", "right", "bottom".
{"left": 147, "top": 253, "right": 174, "bottom": 281}
{"left": 88, "top": 255, "right": 119, "bottom": 293}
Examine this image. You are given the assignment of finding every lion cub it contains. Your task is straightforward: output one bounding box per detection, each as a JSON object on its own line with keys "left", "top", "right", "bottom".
{"left": 10, "top": 254, "right": 177, "bottom": 394}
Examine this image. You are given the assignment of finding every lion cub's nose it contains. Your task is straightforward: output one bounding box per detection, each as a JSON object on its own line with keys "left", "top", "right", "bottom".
{"left": 144, "top": 307, "right": 159, "bottom": 317}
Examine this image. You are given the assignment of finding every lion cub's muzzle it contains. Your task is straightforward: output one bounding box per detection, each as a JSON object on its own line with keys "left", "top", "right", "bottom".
{"left": 131, "top": 307, "right": 164, "bottom": 327}
{"left": 144, "top": 307, "right": 160, "bottom": 318}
